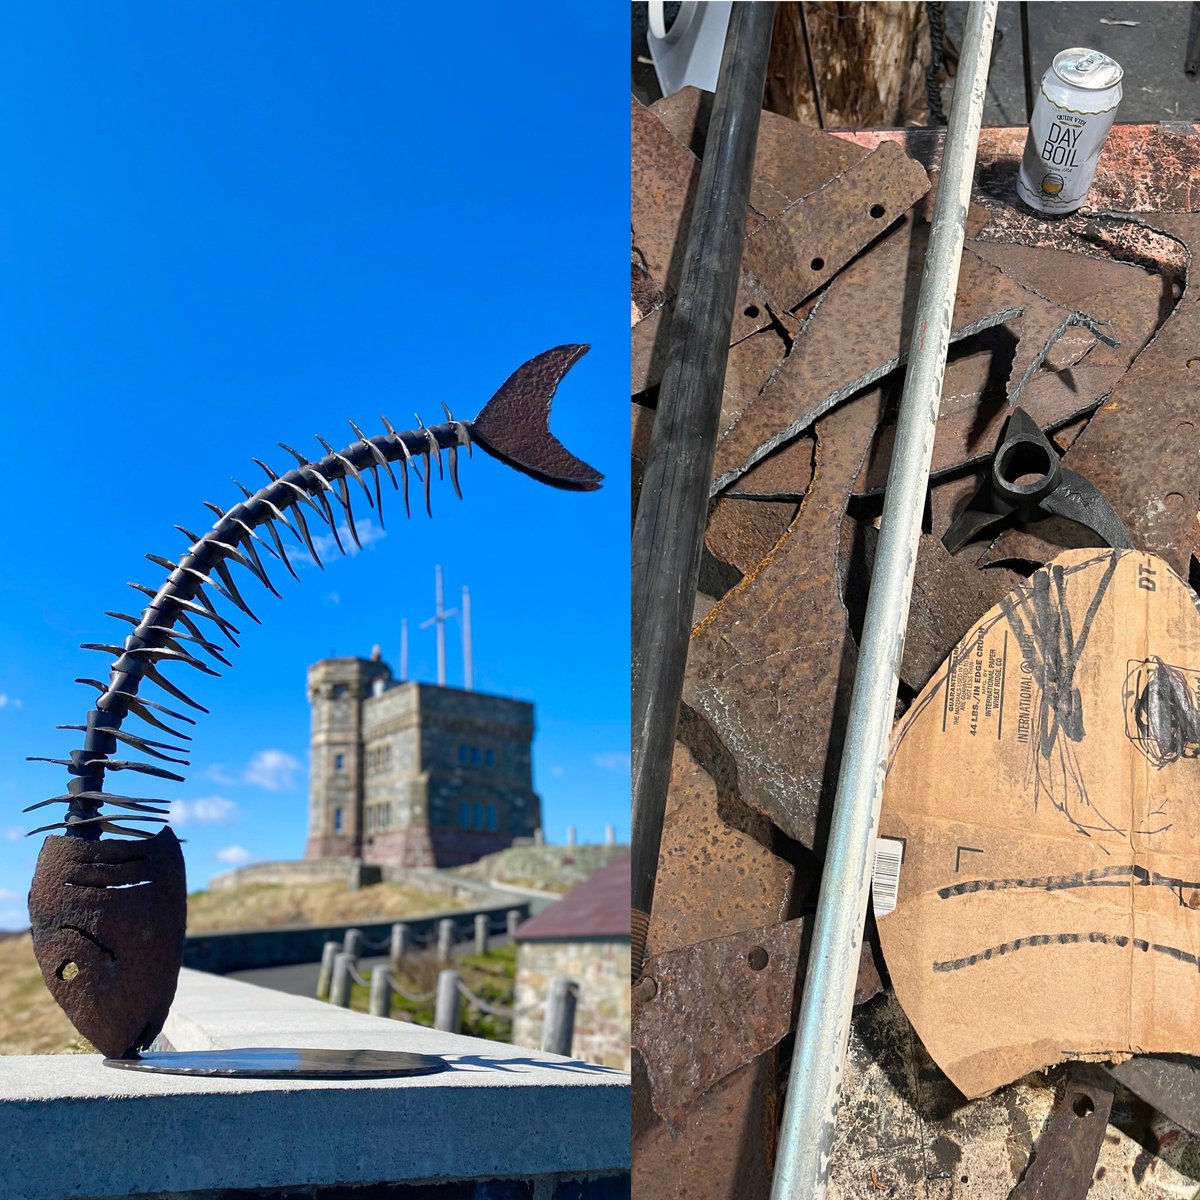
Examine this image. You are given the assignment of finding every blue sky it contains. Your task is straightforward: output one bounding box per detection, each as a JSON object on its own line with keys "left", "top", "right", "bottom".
{"left": 0, "top": 5, "right": 628, "bottom": 922}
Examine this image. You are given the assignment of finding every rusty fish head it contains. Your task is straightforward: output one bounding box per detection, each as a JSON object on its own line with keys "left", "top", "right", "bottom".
{"left": 28, "top": 827, "right": 186, "bottom": 1059}
{"left": 469, "top": 344, "right": 604, "bottom": 491}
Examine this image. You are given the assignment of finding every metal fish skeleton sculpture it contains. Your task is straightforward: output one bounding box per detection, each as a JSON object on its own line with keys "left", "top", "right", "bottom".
{"left": 26, "top": 345, "right": 601, "bottom": 1058}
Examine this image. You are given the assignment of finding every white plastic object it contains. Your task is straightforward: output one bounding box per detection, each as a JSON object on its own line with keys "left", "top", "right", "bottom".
{"left": 646, "top": 1, "right": 734, "bottom": 97}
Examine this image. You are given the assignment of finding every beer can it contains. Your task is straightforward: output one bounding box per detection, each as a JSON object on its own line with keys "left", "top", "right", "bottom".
{"left": 1017, "top": 48, "right": 1123, "bottom": 215}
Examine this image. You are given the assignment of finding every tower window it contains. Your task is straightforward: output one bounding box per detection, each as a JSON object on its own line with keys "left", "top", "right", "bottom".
{"left": 335, "top": 753, "right": 345, "bottom": 772}
{"left": 485, "top": 748, "right": 495, "bottom": 767}
{"left": 487, "top": 804, "right": 499, "bottom": 832}
{"left": 459, "top": 801, "right": 471, "bottom": 829}
{"left": 459, "top": 745, "right": 469, "bottom": 765}
{"left": 334, "top": 807, "right": 344, "bottom": 833}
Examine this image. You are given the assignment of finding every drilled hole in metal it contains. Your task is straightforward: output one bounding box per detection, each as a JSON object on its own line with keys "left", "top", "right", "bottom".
{"left": 1187, "top": 357, "right": 1200, "bottom": 369}
{"left": 1072, "top": 1093, "right": 1095, "bottom": 1118}
{"left": 1165, "top": 492, "right": 1185, "bottom": 511}
{"left": 57, "top": 960, "right": 79, "bottom": 981}
{"left": 870, "top": 203, "right": 886, "bottom": 218}
{"left": 810, "top": 257, "right": 825, "bottom": 271}
{"left": 747, "top": 946, "right": 769, "bottom": 971}
{"left": 744, "top": 305, "right": 760, "bottom": 318}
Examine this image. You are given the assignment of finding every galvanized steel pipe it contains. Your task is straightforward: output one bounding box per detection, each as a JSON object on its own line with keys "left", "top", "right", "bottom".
{"left": 769, "top": 4, "right": 998, "bottom": 1196}
{"left": 630, "top": 1, "right": 775, "bottom": 976}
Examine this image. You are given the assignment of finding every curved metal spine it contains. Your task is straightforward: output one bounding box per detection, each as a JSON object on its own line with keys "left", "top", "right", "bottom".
{"left": 27, "top": 418, "right": 475, "bottom": 840}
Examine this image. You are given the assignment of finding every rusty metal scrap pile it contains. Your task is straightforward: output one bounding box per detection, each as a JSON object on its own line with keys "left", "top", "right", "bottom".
{"left": 632, "top": 89, "right": 1200, "bottom": 1197}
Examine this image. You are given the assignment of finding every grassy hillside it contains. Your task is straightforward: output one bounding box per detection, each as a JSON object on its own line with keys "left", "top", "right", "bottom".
{"left": 0, "top": 934, "right": 94, "bottom": 1055}
{"left": 451, "top": 842, "right": 629, "bottom": 894}
{"left": 185, "top": 880, "right": 466, "bottom": 933}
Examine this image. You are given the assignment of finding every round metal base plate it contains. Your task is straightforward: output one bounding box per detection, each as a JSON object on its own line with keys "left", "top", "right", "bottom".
{"left": 103, "top": 1046, "right": 448, "bottom": 1079}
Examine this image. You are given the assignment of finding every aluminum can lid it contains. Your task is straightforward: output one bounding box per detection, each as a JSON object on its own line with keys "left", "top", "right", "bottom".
{"left": 1052, "top": 47, "right": 1123, "bottom": 89}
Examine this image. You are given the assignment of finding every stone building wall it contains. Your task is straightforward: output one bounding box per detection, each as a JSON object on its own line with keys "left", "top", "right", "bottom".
{"left": 513, "top": 939, "right": 631, "bottom": 1070}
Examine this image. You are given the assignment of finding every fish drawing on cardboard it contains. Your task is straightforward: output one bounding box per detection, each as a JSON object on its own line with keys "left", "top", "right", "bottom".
{"left": 876, "top": 549, "right": 1200, "bottom": 1098}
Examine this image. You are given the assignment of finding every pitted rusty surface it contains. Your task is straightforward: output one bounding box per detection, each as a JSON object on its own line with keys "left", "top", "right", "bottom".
{"left": 653, "top": 86, "right": 867, "bottom": 221}
{"left": 686, "top": 388, "right": 886, "bottom": 848}
{"left": 705, "top": 497, "right": 798, "bottom": 582}
{"left": 28, "top": 828, "right": 185, "bottom": 1058}
{"left": 633, "top": 917, "right": 805, "bottom": 1129}
{"left": 710, "top": 222, "right": 1082, "bottom": 496}
{"left": 840, "top": 123, "right": 1200, "bottom": 216}
{"left": 736, "top": 142, "right": 930, "bottom": 342}
{"left": 987, "top": 213, "right": 1200, "bottom": 577}
{"left": 727, "top": 433, "right": 815, "bottom": 501}
{"left": 1009, "top": 1064, "right": 1116, "bottom": 1200}
{"left": 854, "top": 243, "right": 1166, "bottom": 496}
{"left": 635, "top": 739, "right": 796, "bottom": 1199}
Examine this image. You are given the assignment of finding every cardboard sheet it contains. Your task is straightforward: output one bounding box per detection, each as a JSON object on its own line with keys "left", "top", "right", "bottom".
{"left": 877, "top": 549, "right": 1200, "bottom": 1098}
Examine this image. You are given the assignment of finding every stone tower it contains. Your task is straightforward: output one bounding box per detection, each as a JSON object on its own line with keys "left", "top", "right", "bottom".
{"left": 305, "top": 653, "right": 392, "bottom": 859}
{"left": 304, "top": 652, "right": 542, "bottom": 868}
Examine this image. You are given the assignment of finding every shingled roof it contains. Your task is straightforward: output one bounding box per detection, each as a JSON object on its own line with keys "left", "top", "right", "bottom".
{"left": 514, "top": 851, "right": 631, "bottom": 942}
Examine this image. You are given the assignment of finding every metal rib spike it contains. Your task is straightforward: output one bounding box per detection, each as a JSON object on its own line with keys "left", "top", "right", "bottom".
{"left": 253, "top": 460, "right": 327, "bottom": 521}
{"left": 123, "top": 646, "right": 221, "bottom": 677}
{"left": 288, "top": 502, "right": 324, "bottom": 568}
{"left": 80, "top": 643, "right": 133, "bottom": 659}
{"left": 105, "top": 611, "right": 141, "bottom": 627}
{"left": 56, "top": 725, "right": 189, "bottom": 764}
{"left": 447, "top": 446, "right": 464, "bottom": 500}
{"left": 208, "top": 538, "right": 277, "bottom": 597}
{"left": 132, "top": 584, "right": 241, "bottom": 641}
{"left": 175, "top": 525, "right": 204, "bottom": 547}
{"left": 368, "top": 464, "right": 384, "bottom": 528}
{"left": 102, "top": 691, "right": 196, "bottom": 732}
{"left": 383, "top": 417, "right": 424, "bottom": 482}
{"left": 27, "top": 815, "right": 170, "bottom": 837}
{"left": 85, "top": 758, "right": 187, "bottom": 783}
{"left": 418, "top": 422, "right": 444, "bottom": 480}
{"left": 317, "top": 435, "right": 374, "bottom": 507}
{"left": 442, "top": 406, "right": 473, "bottom": 458}
{"left": 173, "top": 611, "right": 225, "bottom": 656}
{"left": 398, "top": 458, "right": 413, "bottom": 518}
{"left": 277, "top": 442, "right": 312, "bottom": 468}
{"left": 350, "top": 420, "right": 398, "bottom": 489}
{"left": 233, "top": 479, "right": 303, "bottom": 542}
{"left": 139, "top": 624, "right": 232, "bottom": 667}
{"left": 99, "top": 821, "right": 160, "bottom": 838}
{"left": 233, "top": 534, "right": 282, "bottom": 598}
{"left": 423, "top": 454, "right": 433, "bottom": 517}
{"left": 23, "top": 794, "right": 169, "bottom": 815}
{"left": 141, "top": 663, "right": 211, "bottom": 713}
{"left": 145, "top": 555, "right": 257, "bottom": 624}
{"left": 310, "top": 487, "right": 346, "bottom": 554}
{"left": 336, "top": 477, "right": 362, "bottom": 549}
{"left": 206, "top": 503, "right": 283, "bottom": 563}
{"left": 211, "top": 559, "right": 262, "bottom": 623}
{"left": 259, "top": 517, "right": 300, "bottom": 581}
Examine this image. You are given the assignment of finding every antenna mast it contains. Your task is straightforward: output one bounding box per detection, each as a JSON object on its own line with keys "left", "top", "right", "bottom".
{"left": 419, "top": 565, "right": 457, "bottom": 687}
{"left": 462, "top": 586, "right": 473, "bottom": 691}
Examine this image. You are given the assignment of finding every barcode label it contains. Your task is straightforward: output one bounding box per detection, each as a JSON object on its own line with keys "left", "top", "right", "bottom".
{"left": 872, "top": 837, "right": 904, "bottom": 917}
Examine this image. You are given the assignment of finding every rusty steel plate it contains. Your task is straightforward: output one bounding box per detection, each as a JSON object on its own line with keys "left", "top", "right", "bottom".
{"left": 633, "top": 917, "right": 805, "bottom": 1129}
{"left": 737, "top": 141, "right": 929, "bottom": 342}
{"left": 1009, "top": 1063, "right": 1116, "bottom": 1199}
{"left": 652, "top": 86, "right": 867, "bottom": 221}
{"left": 710, "top": 227, "right": 1073, "bottom": 496}
{"left": 29, "top": 827, "right": 186, "bottom": 1059}
{"left": 1109, "top": 1053, "right": 1200, "bottom": 1137}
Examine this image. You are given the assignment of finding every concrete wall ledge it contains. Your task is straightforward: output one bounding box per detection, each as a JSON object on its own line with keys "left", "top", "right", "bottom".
{"left": 0, "top": 968, "right": 630, "bottom": 1200}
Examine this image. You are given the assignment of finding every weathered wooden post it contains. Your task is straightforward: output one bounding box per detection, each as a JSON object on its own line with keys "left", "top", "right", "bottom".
{"left": 343, "top": 927, "right": 363, "bottom": 959}
{"left": 330, "top": 951, "right": 354, "bottom": 1008}
{"left": 507, "top": 908, "right": 522, "bottom": 938}
{"left": 474, "top": 913, "right": 490, "bottom": 956}
{"left": 434, "top": 969, "right": 461, "bottom": 1033}
{"left": 541, "top": 976, "right": 578, "bottom": 1057}
{"left": 369, "top": 964, "right": 392, "bottom": 1018}
{"left": 316, "top": 939, "right": 340, "bottom": 1000}
{"left": 437, "top": 917, "right": 455, "bottom": 963}
{"left": 390, "top": 922, "right": 408, "bottom": 967}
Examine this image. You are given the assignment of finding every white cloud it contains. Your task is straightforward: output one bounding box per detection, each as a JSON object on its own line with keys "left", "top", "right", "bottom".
{"left": 214, "top": 845, "right": 253, "bottom": 867}
{"left": 293, "top": 517, "right": 387, "bottom": 568}
{"left": 5, "top": 827, "right": 23, "bottom": 843}
{"left": 169, "top": 795, "right": 238, "bottom": 826}
{"left": 244, "top": 749, "right": 300, "bottom": 792}
{"left": 202, "top": 764, "right": 239, "bottom": 787}
{"left": 0, "top": 887, "right": 19, "bottom": 903}
{"left": 593, "top": 751, "right": 631, "bottom": 773}
{"left": 0, "top": 694, "right": 23, "bottom": 710}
